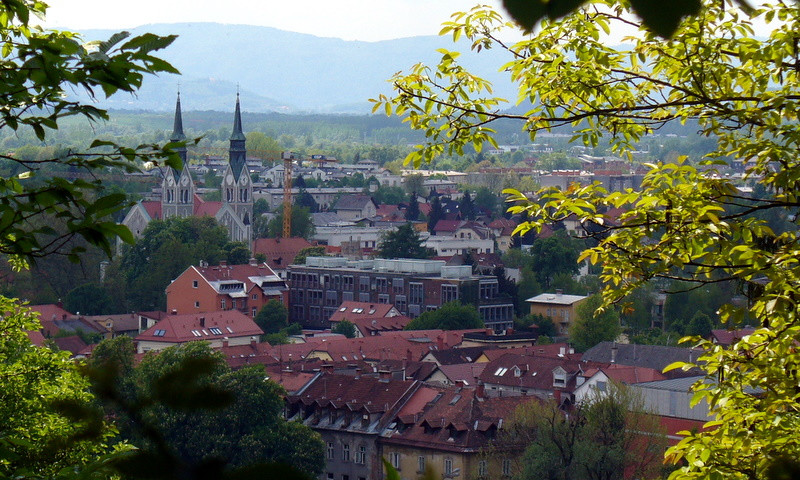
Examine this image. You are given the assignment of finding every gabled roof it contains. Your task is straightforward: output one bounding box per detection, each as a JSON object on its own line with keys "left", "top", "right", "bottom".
{"left": 328, "top": 301, "right": 400, "bottom": 323}
{"left": 193, "top": 194, "right": 222, "bottom": 217}
{"left": 350, "top": 316, "right": 412, "bottom": 336}
{"left": 479, "top": 343, "right": 576, "bottom": 362}
{"left": 478, "top": 352, "right": 588, "bottom": 392}
{"left": 136, "top": 310, "right": 263, "bottom": 343}
{"left": 425, "top": 346, "right": 488, "bottom": 365}
{"left": 711, "top": 328, "right": 755, "bottom": 347}
{"left": 84, "top": 313, "right": 140, "bottom": 333}
{"left": 334, "top": 194, "right": 377, "bottom": 211}
{"left": 433, "top": 219, "right": 464, "bottom": 233}
{"left": 581, "top": 342, "right": 704, "bottom": 378}
{"left": 53, "top": 335, "right": 88, "bottom": 355}
{"left": 186, "top": 262, "right": 285, "bottom": 297}
{"left": 385, "top": 385, "right": 533, "bottom": 452}
{"left": 438, "top": 362, "right": 487, "bottom": 385}
{"left": 252, "top": 237, "right": 315, "bottom": 270}
{"left": 582, "top": 364, "right": 667, "bottom": 384}
{"left": 141, "top": 201, "right": 162, "bottom": 220}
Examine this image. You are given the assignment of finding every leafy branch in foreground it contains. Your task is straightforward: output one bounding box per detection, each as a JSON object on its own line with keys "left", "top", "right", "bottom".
{"left": 378, "top": 1, "right": 800, "bottom": 478}
{"left": 0, "top": 1, "right": 184, "bottom": 265}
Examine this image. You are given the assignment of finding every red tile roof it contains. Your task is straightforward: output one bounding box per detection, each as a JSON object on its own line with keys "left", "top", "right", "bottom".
{"left": 291, "top": 373, "right": 417, "bottom": 415}
{"left": 136, "top": 310, "right": 263, "bottom": 344}
{"left": 53, "top": 335, "right": 88, "bottom": 355}
{"left": 142, "top": 201, "right": 162, "bottom": 220}
{"left": 350, "top": 316, "right": 412, "bottom": 336}
{"left": 328, "top": 301, "right": 400, "bottom": 323}
{"left": 252, "top": 237, "right": 315, "bottom": 271}
{"left": 433, "top": 219, "right": 463, "bottom": 234}
{"left": 711, "top": 328, "right": 756, "bottom": 347}
{"left": 582, "top": 364, "right": 667, "bottom": 384}
{"left": 194, "top": 199, "right": 222, "bottom": 217}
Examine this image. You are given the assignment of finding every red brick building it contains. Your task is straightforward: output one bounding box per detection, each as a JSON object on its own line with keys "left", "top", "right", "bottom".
{"left": 166, "top": 260, "right": 288, "bottom": 317}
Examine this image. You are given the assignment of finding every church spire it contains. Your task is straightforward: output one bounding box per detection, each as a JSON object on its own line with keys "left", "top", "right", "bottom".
{"left": 230, "top": 92, "right": 246, "bottom": 142}
{"left": 170, "top": 91, "right": 186, "bottom": 142}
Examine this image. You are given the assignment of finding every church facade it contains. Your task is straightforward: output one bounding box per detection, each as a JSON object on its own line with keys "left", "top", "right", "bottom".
{"left": 122, "top": 94, "right": 253, "bottom": 243}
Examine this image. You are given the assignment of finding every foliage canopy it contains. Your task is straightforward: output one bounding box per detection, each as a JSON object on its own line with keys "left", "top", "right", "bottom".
{"left": 378, "top": 0, "right": 800, "bottom": 478}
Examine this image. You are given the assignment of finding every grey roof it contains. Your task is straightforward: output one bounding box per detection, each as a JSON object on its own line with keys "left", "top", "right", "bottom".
{"left": 311, "top": 212, "right": 349, "bottom": 227}
{"left": 229, "top": 93, "right": 246, "bottom": 142}
{"left": 525, "top": 292, "right": 587, "bottom": 305}
{"left": 334, "top": 194, "right": 376, "bottom": 211}
{"left": 581, "top": 342, "right": 704, "bottom": 378}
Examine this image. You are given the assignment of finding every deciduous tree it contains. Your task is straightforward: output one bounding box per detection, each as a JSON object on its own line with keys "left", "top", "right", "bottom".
{"left": 377, "top": 223, "right": 434, "bottom": 259}
{"left": 377, "top": 0, "right": 800, "bottom": 477}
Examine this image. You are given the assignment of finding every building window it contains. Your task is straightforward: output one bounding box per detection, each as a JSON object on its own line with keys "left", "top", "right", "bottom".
{"left": 252, "top": 293, "right": 258, "bottom": 300}
{"left": 378, "top": 294, "right": 390, "bottom": 304}
{"left": 355, "top": 445, "right": 366, "bottom": 464}
{"left": 327, "top": 474, "right": 334, "bottom": 480}
{"left": 394, "top": 295, "right": 407, "bottom": 314}
{"left": 252, "top": 307, "right": 257, "bottom": 317}
{"left": 194, "top": 301, "right": 200, "bottom": 308}
{"left": 391, "top": 452, "right": 401, "bottom": 469}
{"left": 442, "top": 284, "right": 459, "bottom": 303}
{"left": 192, "top": 280, "right": 198, "bottom": 288}
{"left": 342, "top": 443, "right": 350, "bottom": 462}
{"left": 359, "top": 292, "right": 370, "bottom": 302}
{"left": 444, "top": 458, "right": 453, "bottom": 475}
{"left": 596, "top": 381, "right": 607, "bottom": 392}
{"left": 327, "top": 442, "right": 334, "bottom": 460}
{"left": 478, "top": 460, "right": 487, "bottom": 477}
{"left": 221, "top": 299, "right": 226, "bottom": 310}
{"left": 502, "top": 459, "right": 511, "bottom": 476}
{"left": 392, "top": 277, "right": 404, "bottom": 294}
{"left": 418, "top": 456, "right": 425, "bottom": 473}
{"left": 409, "top": 282, "right": 423, "bottom": 305}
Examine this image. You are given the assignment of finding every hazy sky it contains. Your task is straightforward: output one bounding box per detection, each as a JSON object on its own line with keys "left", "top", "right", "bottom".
{"left": 42, "top": 0, "right": 508, "bottom": 41}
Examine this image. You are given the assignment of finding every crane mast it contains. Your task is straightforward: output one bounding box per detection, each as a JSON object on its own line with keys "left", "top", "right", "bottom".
{"left": 282, "top": 152, "right": 294, "bottom": 238}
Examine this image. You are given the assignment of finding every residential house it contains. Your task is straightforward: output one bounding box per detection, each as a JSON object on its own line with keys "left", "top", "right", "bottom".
{"left": 135, "top": 310, "right": 263, "bottom": 353}
{"left": 525, "top": 291, "right": 588, "bottom": 335}
{"left": 85, "top": 313, "right": 141, "bottom": 338}
{"left": 166, "top": 260, "right": 287, "bottom": 317}
{"left": 334, "top": 194, "right": 378, "bottom": 221}
{"left": 581, "top": 342, "right": 705, "bottom": 379}
{"left": 286, "top": 373, "right": 420, "bottom": 480}
{"left": 328, "top": 301, "right": 409, "bottom": 337}
{"left": 382, "top": 385, "right": 531, "bottom": 480}
{"left": 29, "top": 303, "right": 107, "bottom": 339}
{"left": 573, "top": 364, "right": 667, "bottom": 403}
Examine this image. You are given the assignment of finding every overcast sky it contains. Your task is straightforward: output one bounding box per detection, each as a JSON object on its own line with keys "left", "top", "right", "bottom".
{"left": 42, "top": 0, "right": 510, "bottom": 42}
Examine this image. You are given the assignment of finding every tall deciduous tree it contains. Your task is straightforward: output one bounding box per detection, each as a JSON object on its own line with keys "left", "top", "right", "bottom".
{"left": 377, "top": 0, "right": 800, "bottom": 477}
{"left": 255, "top": 299, "right": 289, "bottom": 335}
{"left": 405, "top": 301, "right": 483, "bottom": 330}
{"left": 570, "top": 294, "right": 621, "bottom": 353}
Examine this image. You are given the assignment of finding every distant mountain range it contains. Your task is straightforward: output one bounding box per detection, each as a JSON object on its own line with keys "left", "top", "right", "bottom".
{"left": 76, "top": 23, "right": 517, "bottom": 114}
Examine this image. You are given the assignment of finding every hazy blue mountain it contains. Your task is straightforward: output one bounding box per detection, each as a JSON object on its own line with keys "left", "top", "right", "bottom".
{"left": 76, "top": 23, "right": 516, "bottom": 114}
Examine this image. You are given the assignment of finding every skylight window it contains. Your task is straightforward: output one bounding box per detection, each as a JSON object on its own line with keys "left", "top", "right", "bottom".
{"left": 226, "top": 326, "right": 234, "bottom": 333}
{"left": 202, "top": 329, "right": 209, "bottom": 335}
{"left": 368, "top": 309, "right": 375, "bottom": 314}
{"left": 340, "top": 307, "right": 347, "bottom": 312}
{"left": 154, "top": 329, "right": 166, "bottom": 337}
{"left": 209, "top": 327, "right": 223, "bottom": 335}
{"left": 494, "top": 367, "right": 508, "bottom": 376}
{"left": 191, "top": 330, "right": 201, "bottom": 337}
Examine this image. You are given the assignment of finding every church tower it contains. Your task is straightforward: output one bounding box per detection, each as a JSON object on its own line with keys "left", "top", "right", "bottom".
{"left": 221, "top": 94, "right": 253, "bottom": 241}
{"left": 162, "top": 92, "right": 195, "bottom": 218}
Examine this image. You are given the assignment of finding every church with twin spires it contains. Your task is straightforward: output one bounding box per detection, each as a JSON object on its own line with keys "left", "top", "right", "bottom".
{"left": 122, "top": 94, "right": 254, "bottom": 243}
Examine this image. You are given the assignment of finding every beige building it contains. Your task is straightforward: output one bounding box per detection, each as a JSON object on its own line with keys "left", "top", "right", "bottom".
{"left": 525, "top": 291, "right": 587, "bottom": 335}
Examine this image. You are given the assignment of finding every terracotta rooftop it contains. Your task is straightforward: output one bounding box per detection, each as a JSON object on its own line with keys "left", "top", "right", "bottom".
{"left": 251, "top": 237, "right": 315, "bottom": 271}
{"left": 328, "top": 301, "right": 400, "bottom": 324}
{"left": 136, "top": 310, "right": 263, "bottom": 344}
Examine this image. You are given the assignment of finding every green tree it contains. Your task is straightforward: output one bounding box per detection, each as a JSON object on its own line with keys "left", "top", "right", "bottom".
{"left": 529, "top": 232, "right": 581, "bottom": 290}
{"left": 403, "top": 173, "right": 425, "bottom": 196}
{"left": 377, "top": 223, "right": 434, "bottom": 259}
{"left": 459, "top": 190, "right": 475, "bottom": 220}
{"left": 63, "top": 282, "right": 111, "bottom": 315}
{"left": 255, "top": 299, "right": 288, "bottom": 335}
{"left": 494, "top": 384, "right": 666, "bottom": 480}
{"left": 405, "top": 301, "right": 483, "bottom": 330}
{"left": 427, "top": 195, "right": 444, "bottom": 233}
{"left": 570, "top": 294, "right": 621, "bottom": 353}
{"left": 253, "top": 198, "right": 271, "bottom": 216}
{"left": 223, "top": 241, "right": 252, "bottom": 265}
{"left": 265, "top": 206, "right": 315, "bottom": 239}
{"left": 376, "top": 1, "right": 800, "bottom": 476}
{"left": 293, "top": 245, "right": 326, "bottom": 265}
{"left": 405, "top": 192, "right": 420, "bottom": 221}
{"left": 129, "top": 342, "right": 325, "bottom": 478}
{"left": 474, "top": 186, "right": 500, "bottom": 218}
{"left": 332, "top": 319, "right": 357, "bottom": 338}
{"left": 0, "top": 299, "right": 115, "bottom": 478}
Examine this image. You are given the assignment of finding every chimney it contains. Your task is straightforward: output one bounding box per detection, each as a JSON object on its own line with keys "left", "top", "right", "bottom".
{"left": 199, "top": 317, "right": 205, "bottom": 327}
{"left": 455, "top": 379, "right": 466, "bottom": 389}
{"left": 437, "top": 335, "right": 444, "bottom": 351}
{"left": 406, "top": 349, "right": 413, "bottom": 362}
{"left": 476, "top": 381, "right": 485, "bottom": 399}
{"left": 379, "top": 370, "right": 391, "bottom": 383}
{"left": 171, "top": 309, "right": 178, "bottom": 315}
{"left": 555, "top": 289, "right": 563, "bottom": 297}
{"left": 250, "top": 336, "right": 257, "bottom": 347}
{"left": 559, "top": 346, "right": 566, "bottom": 356}
{"left": 220, "top": 260, "right": 227, "bottom": 267}
{"left": 553, "top": 389, "right": 562, "bottom": 404}
{"left": 249, "top": 257, "right": 258, "bottom": 266}
{"left": 506, "top": 327, "right": 514, "bottom": 335}
{"left": 611, "top": 343, "right": 618, "bottom": 364}
{"left": 57, "top": 299, "right": 63, "bottom": 308}
{"left": 485, "top": 328, "right": 493, "bottom": 336}
{"left": 222, "top": 337, "right": 229, "bottom": 348}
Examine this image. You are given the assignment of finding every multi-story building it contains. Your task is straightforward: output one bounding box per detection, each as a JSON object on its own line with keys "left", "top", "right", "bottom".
{"left": 166, "top": 260, "right": 287, "bottom": 317}
{"left": 525, "top": 291, "right": 588, "bottom": 335}
{"left": 288, "top": 257, "right": 514, "bottom": 331}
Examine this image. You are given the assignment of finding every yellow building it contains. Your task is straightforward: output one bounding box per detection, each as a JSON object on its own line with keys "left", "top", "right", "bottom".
{"left": 525, "top": 291, "right": 587, "bottom": 335}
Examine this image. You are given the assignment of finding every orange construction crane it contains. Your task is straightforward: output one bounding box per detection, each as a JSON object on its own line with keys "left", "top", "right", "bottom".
{"left": 281, "top": 151, "right": 296, "bottom": 238}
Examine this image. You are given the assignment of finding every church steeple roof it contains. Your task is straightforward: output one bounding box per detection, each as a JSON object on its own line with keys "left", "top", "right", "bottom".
{"left": 170, "top": 92, "right": 186, "bottom": 142}
{"left": 230, "top": 93, "right": 246, "bottom": 142}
